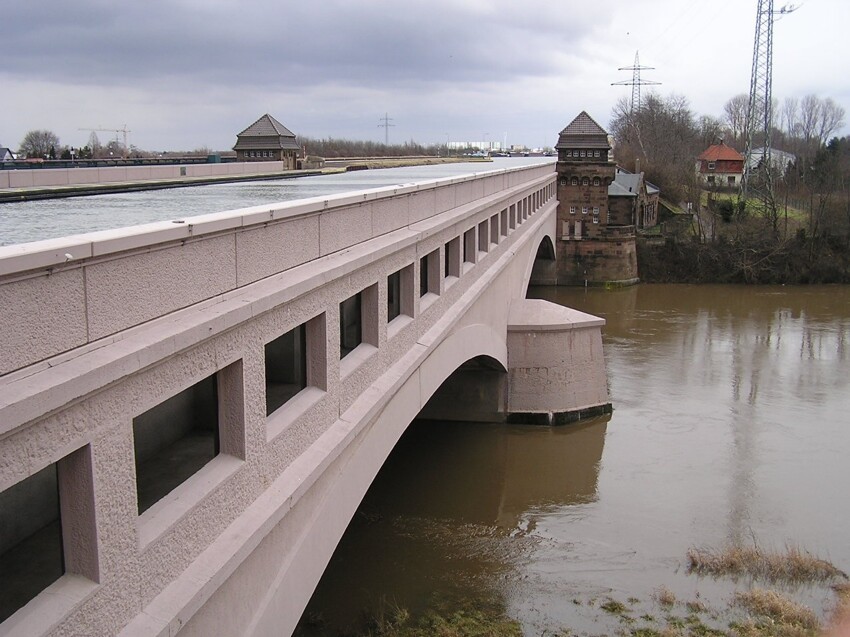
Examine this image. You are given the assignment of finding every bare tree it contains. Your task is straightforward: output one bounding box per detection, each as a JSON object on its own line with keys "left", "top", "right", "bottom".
{"left": 699, "top": 115, "right": 724, "bottom": 147}
{"left": 722, "top": 94, "right": 749, "bottom": 144}
{"left": 88, "top": 132, "right": 102, "bottom": 159}
{"left": 780, "top": 97, "right": 799, "bottom": 137}
{"left": 816, "top": 97, "right": 846, "bottom": 146}
{"left": 798, "top": 94, "right": 821, "bottom": 150}
{"left": 18, "top": 129, "right": 60, "bottom": 158}
{"left": 610, "top": 92, "right": 701, "bottom": 203}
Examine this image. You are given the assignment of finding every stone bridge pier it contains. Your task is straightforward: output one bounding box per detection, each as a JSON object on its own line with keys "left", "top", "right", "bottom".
{"left": 0, "top": 162, "right": 609, "bottom": 637}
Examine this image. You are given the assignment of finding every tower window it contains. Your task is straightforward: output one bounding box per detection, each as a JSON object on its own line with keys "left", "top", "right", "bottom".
{"left": 593, "top": 177, "right": 601, "bottom": 186}
{"left": 582, "top": 177, "right": 589, "bottom": 186}
{"left": 571, "top": 176, "right": 578, "bottom": 186}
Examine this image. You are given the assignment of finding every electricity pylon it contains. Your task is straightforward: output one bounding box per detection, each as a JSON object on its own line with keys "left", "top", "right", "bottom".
{"left": 612, "top": 51, "right": 660, "bottom": 157}
{"left": 378, "top": 113, "right": 395, "bottom": 146}
{"left": 742, "top": 1, "right": 798, "bottom": 201}
{"left": 612, "top": 51, "right": 661, "bottom": 116}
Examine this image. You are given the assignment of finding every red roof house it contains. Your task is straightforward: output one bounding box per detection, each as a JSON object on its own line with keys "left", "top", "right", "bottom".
{"left": 696, "top": 141, "right": 744, "bottom": 188}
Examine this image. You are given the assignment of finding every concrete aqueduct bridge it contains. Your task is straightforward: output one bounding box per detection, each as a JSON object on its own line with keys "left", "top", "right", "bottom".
{"left": 0, "top": 162, "right": 609, "bottom": 636}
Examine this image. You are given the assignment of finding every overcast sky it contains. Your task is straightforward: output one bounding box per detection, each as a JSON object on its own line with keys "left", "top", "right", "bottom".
{"left": 2, "top": 0, "right": 848, "bottom": 152}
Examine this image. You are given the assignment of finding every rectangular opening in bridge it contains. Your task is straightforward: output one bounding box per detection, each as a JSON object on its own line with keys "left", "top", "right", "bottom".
{"left": 500, "top": 208, "right": 508, "bottom": 236}
{"left": 265, "top": 324, "right": 307, "bottom": 415}
{"left": 444, "top": 237, "right": 460, "bottom": 280}
{"left": 340, "top": 285, "right": 378, "bottom": 372}
{"left": 133, "top": 360, "right": 244, "bottom": 514}
{"left": 419, "top": 250, "right": 440, "bottom": 297}
{"left": 0, "top": 445, "right": 98, "bottom": 624}
{"left": 509, "top": 204, "right": 516, "bottom": 229}
{"left": 462, "top": 228, "right": 476, "bottom": 269}
{"left": 339, "top": 291, "right": 362, "bottom": 358}
{"left": 490, "top": 213, "right": 499, "bottom": 246}
{"left": 388, "top": 264, "right": 414, "bottom": 329}
{"left": 477, "top": 221, "right": 489, "bottom": 255}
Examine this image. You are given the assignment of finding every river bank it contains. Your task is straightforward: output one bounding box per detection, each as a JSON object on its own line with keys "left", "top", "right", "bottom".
{"left": 638, "top": 235, "right": 850, "bottom": 284}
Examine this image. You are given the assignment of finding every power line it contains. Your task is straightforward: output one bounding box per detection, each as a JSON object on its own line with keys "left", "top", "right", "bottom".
{"left": 378, "top": 112, "right": 395, "bottom": 146}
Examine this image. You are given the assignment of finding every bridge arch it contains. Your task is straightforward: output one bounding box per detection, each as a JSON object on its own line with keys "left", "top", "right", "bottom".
{"left": 524, "top": 221, "right": 558, "bottom": 291}
{"left": 193, "top": 322, "right": 512, "bottom": 637}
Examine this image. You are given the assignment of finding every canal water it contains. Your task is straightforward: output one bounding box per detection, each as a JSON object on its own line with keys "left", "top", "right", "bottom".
{"left": 0, "top": 157, "right": 552, "bottom": 246}
{"left": 298, "top": 284, "right": 850, "bottom": 635}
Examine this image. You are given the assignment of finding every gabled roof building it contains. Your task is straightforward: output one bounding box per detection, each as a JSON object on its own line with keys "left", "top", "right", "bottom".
{"left": 233, "top": 114, "right": 301, "bottom": 168}
{"left": 696, "top": 140, "right": 744, "bottom": 188}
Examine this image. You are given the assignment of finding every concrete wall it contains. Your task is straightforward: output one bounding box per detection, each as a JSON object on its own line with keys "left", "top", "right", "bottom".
{"left": 0, "top": 163, "right": 585, "bottom": 637}
{"left": 0, "top": 161, "right": 287, "bottom": 190}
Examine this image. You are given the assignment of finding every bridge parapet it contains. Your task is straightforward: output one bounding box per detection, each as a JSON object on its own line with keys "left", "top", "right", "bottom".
{"left": 0, "top": 164, "right": 553, "bottom": 376}
{"left": 0, "top": 162, "right": 602, "bottom": 637}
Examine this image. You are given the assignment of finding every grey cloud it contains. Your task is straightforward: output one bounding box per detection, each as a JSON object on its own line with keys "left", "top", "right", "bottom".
{"left": 1, "top": 1, "right": 604, "bottom": 90}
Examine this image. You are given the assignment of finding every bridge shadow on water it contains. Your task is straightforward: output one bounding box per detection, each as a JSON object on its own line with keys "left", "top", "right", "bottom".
{"left": 295, "top": 414, "right": 609, "bottom": 635}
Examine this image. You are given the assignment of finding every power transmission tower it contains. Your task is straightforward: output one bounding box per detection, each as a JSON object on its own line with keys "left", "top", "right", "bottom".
{"left": 378, "top": 113, "right": 395, "bottom": 146}
{"left": 612, "top": 51, "right": 660, "bottom": 158}
{"left": 612, "top": 51, "right": 660, "bottom": 116}
{"left": 742, "top": 1, "right": 798, "bottom": 202}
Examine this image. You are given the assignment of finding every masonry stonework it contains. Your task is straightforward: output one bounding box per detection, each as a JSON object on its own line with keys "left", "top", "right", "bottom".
{"left": 553, "top": 111, "right": 646, "bottom": 286}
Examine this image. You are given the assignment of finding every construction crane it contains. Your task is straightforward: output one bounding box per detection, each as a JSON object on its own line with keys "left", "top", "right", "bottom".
{"left": 78, "top": 125, "right": 132, "bottom": 154}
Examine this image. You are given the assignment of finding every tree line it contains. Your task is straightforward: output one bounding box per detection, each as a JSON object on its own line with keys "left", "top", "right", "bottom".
{"left": 613, "top": 92, "right": 850, "bottom": 283}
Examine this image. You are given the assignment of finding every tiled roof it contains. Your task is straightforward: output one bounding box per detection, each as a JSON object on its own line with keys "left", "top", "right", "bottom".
{"left": 556, "top": 111, "right": 610, "bottom": 149}
{"left": 234, "top": 114, "right": 301, "bottom": 151}
{"left": 698, "top": 142, "right": 744, "bottom": 162}
{"left": 237, "top": 113, "right": 296, "bottom": 138}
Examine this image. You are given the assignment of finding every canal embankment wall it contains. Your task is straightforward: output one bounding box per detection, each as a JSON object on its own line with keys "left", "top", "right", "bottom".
{"left": 0, "top": 161, "right": 325, "bottom": 202}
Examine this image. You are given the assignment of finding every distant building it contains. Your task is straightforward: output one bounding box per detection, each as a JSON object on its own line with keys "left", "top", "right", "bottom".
{"left": 696, "top": 140, "right": 744, "bottom": 188}
{"left": 554, "top": 111, "right": 660, "bottom": 285}
{"left": 233, "top": 114, "right": 300, "bottom": 168}
{"left": 747, "top": 146, "right": 796, "bottom": 175}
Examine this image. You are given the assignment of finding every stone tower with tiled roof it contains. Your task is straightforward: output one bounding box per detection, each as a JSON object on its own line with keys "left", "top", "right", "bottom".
{"left": 553, "top": 111, "right": 640, "bottom": 286}
{"left": 233, "top": 114, "right": 301, "bottom": 168}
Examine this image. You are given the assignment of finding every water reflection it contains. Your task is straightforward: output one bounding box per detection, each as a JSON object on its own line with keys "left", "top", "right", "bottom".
{"left": 298, "top": 416, "right": 608, "bottom": 634}
{"left": 300, "top": 285, "right": 850, "bottom": 636}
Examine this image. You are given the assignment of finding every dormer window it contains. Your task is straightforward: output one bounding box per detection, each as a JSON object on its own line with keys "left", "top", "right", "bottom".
{"left": 708, "top": 161, "right": 716, "bottom": 171}
{"left": 580, "top": 150, "right": 586, "bottom": 157}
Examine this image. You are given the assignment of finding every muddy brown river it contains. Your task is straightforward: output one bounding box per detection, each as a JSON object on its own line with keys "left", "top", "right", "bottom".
{"left": 298, "top": 284, "right": 850, "bottom": 635}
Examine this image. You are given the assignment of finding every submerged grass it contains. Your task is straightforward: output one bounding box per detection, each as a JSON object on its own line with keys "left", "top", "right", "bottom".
{"left": 733, "top": 588, "right": 820, "bottom": 632}
{"left": 298, "top": 545, "right": 848, "bottom": 637}
{"left": 687, "top": 544, "right": 848, "bottom": 585}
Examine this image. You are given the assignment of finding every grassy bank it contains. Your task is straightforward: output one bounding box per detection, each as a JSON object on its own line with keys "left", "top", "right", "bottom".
{"left": 296, "top": 545, "right": 849, "bottom": 637}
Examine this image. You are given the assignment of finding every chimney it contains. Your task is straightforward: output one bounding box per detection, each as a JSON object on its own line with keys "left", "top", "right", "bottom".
{"left": 635, "top": 158, "right": 641, "bottom": 174}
